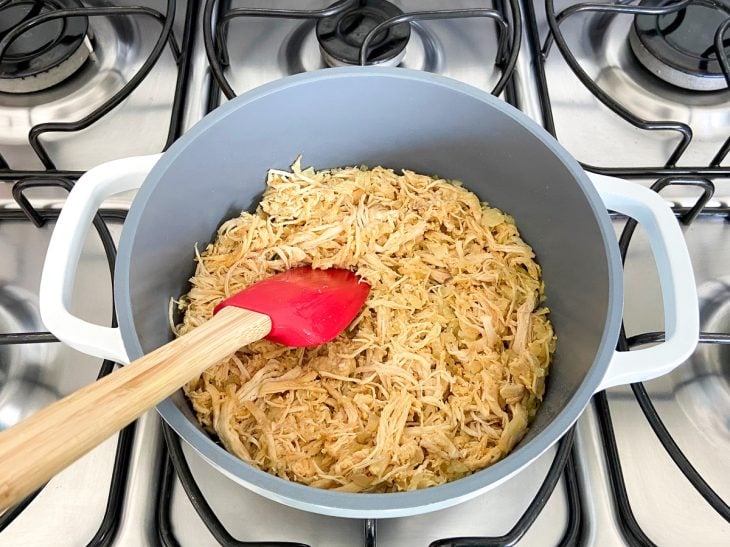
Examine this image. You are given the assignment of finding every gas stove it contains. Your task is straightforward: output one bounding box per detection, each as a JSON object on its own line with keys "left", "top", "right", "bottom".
{"left": 0, "top": 1, "right": 728, "bottom": 546}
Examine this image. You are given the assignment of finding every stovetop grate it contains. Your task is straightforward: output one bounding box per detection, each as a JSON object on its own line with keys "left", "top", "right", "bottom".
{"left": 0, "top": 0, "right": 192, "bottom": 173}
{"left": 0, "top": 189, "right": 132, "bottom": 546}
{"left": 202, "top": 0, "right": 522, "bottom": 103}
{"left": 3, "top": 0, "right": 729, "bottom": 544}
{"left": 0, "top": 0, "right": 194, "bottom": 542}
{"left": 525, "top": 1, "right": 730, "bottom": 544}
{"left": 535, "top": 0, "right": 730, "bottom": 178}
{"left": 155, "top": 422, "right": 582, "bottom": 547}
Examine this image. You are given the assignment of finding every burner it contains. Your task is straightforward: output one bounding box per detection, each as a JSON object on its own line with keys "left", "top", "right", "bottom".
{"left": 629, "top": 1, "right": 730, "bottom": 92}
{"left": 0, "top": 0, "right": 92, "bottom": 94}
{"left": 316, "top": 0, "right": 411, "bottom": 67}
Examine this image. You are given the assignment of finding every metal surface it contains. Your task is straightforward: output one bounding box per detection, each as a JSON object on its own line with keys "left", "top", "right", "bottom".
{"left": 524, "top": 1, "right": 730, "bottom": 545}
{"left": 0, "top": 284, "right": 56, "bottom": 430}
{"left": 166, "top": 442, "right": 570, "bottom": 546}
{"left": 207, "top": 0, "right": 511, "bottom": 103}
{"left": 0, "top": 0, "right": 183, "bottom": 171}
{"left": 534, "top": 0, "right": 730, "bottom": 177}
{"left": 113, "top": 412, "right": 163, "bottom": 547}
{"left": 568, "top": 215, "right": 730, "bottom": 546}
{"left": 1, "top": 0, "right": 728, "bottom": 543}
{"left": 0, "top": 1, "right": 188, "bottom": 544}
{"left": 0, "top": 214, "right": 118, "bottom": 544}
{"left": 0, "top": 205, "right": 164, "bottom": 547}
{"left": 603, "top": 216, "right": 730, "bottom": 545}
{"left": 0, "top": 219, "right": 115, "bottom": 419}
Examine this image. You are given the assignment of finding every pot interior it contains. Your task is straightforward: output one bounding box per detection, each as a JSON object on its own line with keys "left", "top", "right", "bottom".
{"left": 115, "top": 68, "right": 621, "bottom": 516}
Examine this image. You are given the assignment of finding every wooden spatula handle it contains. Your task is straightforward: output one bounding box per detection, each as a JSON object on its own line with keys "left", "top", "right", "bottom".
{"left": 0, "top": 306, "right": 271, "bottom": 513}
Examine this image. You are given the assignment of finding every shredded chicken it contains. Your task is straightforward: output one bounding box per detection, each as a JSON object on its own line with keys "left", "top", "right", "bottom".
{"left": 174, "top": 159, "right": 556, "bottom": 492}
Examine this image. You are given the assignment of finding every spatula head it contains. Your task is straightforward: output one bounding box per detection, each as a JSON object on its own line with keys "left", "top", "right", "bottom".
{"left": 213, "top": 267, "right": 370, "bottom": 347}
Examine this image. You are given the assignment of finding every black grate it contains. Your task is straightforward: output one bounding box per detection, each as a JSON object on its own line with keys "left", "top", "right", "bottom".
{"left": 524, "top": 0, "right": 730, "bottom": 544}
{"left": 159, "top": 423, "right": 311, "bottom": 547}
{"left": 0, "top": 0, "right": 198, "bottom": 542}
{"left": 157, "top": 422, "right": 582, "bottom": 546}
{"left": 535, "top": 0, "right": 730, "bottom": 178}
{"left": 0, "top": 0, "right": 194, "bottom": 174}
{"left": 428, "top": 429, "right": 581, "bottom": 547}
{"left": 0, "top": 189, "right": 133, "bottom": 545}
{"left": 202, "top": 0, "right": 522, "bottom": 103}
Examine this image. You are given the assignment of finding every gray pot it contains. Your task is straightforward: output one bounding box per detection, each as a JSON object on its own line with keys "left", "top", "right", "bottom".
{"left": 40, "top": 67, "right": 698, "bottom": 518}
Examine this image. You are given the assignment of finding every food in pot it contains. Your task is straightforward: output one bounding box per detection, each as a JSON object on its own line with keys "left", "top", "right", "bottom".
{"left": 172, "top": 159, "right": 556, "bottom": 492}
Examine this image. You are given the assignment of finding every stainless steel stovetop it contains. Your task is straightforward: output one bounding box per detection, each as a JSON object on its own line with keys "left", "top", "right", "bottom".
{"left": 0, "top": 1, "right": 728, "bottom": 545}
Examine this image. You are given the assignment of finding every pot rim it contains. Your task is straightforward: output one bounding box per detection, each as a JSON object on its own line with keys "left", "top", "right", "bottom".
{"left": 114, "top": 66, "right": 623, "bottom": 518}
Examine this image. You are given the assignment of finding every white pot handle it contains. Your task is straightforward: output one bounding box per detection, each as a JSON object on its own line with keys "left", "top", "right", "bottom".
{"left": 40, "top": 154, "right": 162, "bottom": 365}
{"left": 589, "top": 172, "right": 699, "bottom": 391}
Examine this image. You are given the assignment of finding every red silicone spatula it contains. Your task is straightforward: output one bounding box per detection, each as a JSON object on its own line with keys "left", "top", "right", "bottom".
{"left": 0, "top": 267, "right": 369, "bottom": 512}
